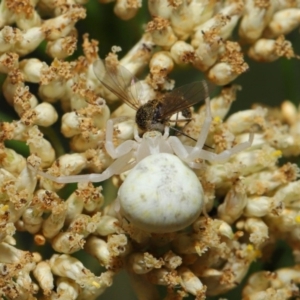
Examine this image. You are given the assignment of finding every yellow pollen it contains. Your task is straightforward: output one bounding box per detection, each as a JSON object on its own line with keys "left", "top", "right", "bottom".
{"left": 1, "top": 205, "right": 9, "bottom": 212}
{"left": 92, "top": 281, "right": 100, "bottom": 288}
{"left": 247, "top": 244, "right": 262, "bottom": 258}
{"left": 246, "top": 244, "right": 254, "bottom": 251}
{"left": 272, "top": 150, "right": 282, "bottom": 158}
{"left": 295, "top": 215, "right": 300, "bottom": 224}
{"left": 213, "top": 116, "right": 222, "bottom": 123}
{"left": 254, "top": 249, "right": 262, "bottom": 258}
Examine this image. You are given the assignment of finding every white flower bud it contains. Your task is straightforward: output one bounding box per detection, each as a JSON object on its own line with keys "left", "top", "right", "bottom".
{"left": 277, "top": 267, "right": 300, "bottom": 284}
{"left": 147, "top": 267, "right": 178, "bottom": 286}
{"left": 232, "top": 146, "right": 281, "bottom": 175}
{"left": 39, "top": 153, "right": 87, "bottom": 190}
{"left": 130, "top": 252, "right": 164, "bottom": 274}
{"left": 281, "top": 100, "right": 297, "bottom": 126}
{"left": 0, "top": 147, "right": 26, "bottom": 175}
{"left": 218, "top": 3, "right": 244, "bottom": 39}
{"left": 239, "top": 0, "right": 276, "bottom": 42}
{"left": 128, "top": 80, "right": 156, "bottom": 106}
{"left": 146, "top": 17, "right": 177, "bottom": 48}
{"left": 32, "top": 102, "right": 58, "bottom": 126}
{"left": 209, "top": 85, "right": 241, "bottom": 119}
{"left": 95, "top": 215, "right": 120, "bottom": 236}
{"left": 149, "top": 51, "right": 174, "bottom": 75}
{"left": 55, "top": 277, "right": 80, "bottom": 300}
{"left": 248, "top": 35, "right": 295, "bottom": 62}
{"left": 218, "top": 221, "right": 234, "bottom": 239}
{"left": 42, "top": 203, "right": 67, "bottom": 239}
{"left": 118, "top": 153, "right": 204, "bottom": 233}
{"left": 27, "top": 126, "right": 55, "bottom": 167}
{"left": 61, "top": 111, "right": 82, "bottom": 137}
{"left": 57, "top": 153, "right": 87, "bottom": 176}
{"left": 114, "top": 0, "right": 141, "bottom": 20}
{"left": 194, "top": 2, "right": 242, "bottom": 41}
{"left": 50, "top": 254, "right": 106, "bottom": 288}
{"left": 273, "top": 181, "right": 300, "bottom": 206}
{"left": 148, "top": 0, "right": 172, "bottom": 19}
{"left": 244, "top": 196, "right": 273, "bottom": 217}
{"left": 193, "top": 36, "right": 222, "bottom": 71}
{"left": 218, "top": 179, "right": 247, "bottom": 224}
{"left": 15, "top": 154, "right": 40, "bottom": 194}
{"left": 85, "top": 236, "right": 111, "bottom": 268}
{"left": 19, "top": 59, "right": 44, "bottom": 83}
{"left": 264, "top": 8, "right": 300, "bottom": 38}
{"left": 14, "top": 27, "right": 45, "bottom": 56}
{"left": 179, "top": 267, "right": 205, "bottom": 297}
{"left": 170, "top": 41, "right": 195, "bottom": 65}
{"left": 0, "top": 26, "right": 22, "bottom": 53}
{"left": 0, "top": 1, "right": 15, "bottom": 27}
{"left": 208, "top": 61, "right": 247, "bottom": 85}
{"left": 12, "top": 85, "right": 39, "bottom": 118}
{"left": 0, "top": 52, "right": 18, "bottom": 73}
{"left": 22, "top": 207, "right": 43, "bottom": 234}
{"left": 38, "top": 80, "right": 67, "bottom": 103}
{"left": 52, "top": 232, "right": 85, "bottom": 254}
{"left": 163, "top": 251, "right": 182, "bottom": 270}
{"left": 33, "top": 261, "right": 54, "bottom": 295}
{"left": 0, "top": 242, "right": 27, "bottom": 263}
{"left": 244, "top": 217, "right": 269, "bottom": 246}
{"left": 65, "top": 193, "right": 84, "bottom": 225}
{"left": 120, "top": 33, "right": 154, "bottom": 75}
{"left": 112, "top": 118, "right": 135, "bottom": 141}
{"left": 2, "top": 75, "right": 25, "bottom": 108}
{"left": 46, "top": 35, "right": 77, "bottom": 59}
{"left": 69, "top": 129, "right": 105, "bottom": 152}
{"left": 42, "top": 7, "right": 86, "bottom": 41}
{"left": 226, "top": 106, "right": 267, "bottom": 134}
{"left": 170, "top": 1, "right": 212, "bottom": 40}
{"left": 14, "top": 6, "right": 42, "bottom": 31}
{"left": 208, "top": 40, "right": 248, "bottom": 85}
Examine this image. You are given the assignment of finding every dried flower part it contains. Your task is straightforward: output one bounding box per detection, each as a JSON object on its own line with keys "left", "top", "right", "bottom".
{"left": 239, "top": 0, "right": 276, "bottom": 43}
{"left": 208, "top": 41, "right": 249, "bottom": 85}
{"left": 0, "top": 0, "right": 300, "bottom": 298}
{"left": 33, "top": 261, "right": 54, "bottom": 296}
{"left": 114, "top": 0, "right": 142, "bottom": 20}
{"left": 248, "top": 35, "right": 297, "bottom": 61}
{"left": 46, "top": 35, "right": 77, "bottom": 59}
{"left": 146, "top": 16, "right": 178, "bottom": 47}
{"left": 264, "top": 8, "right": 300, "bottom": 38}
{"left": 243, "top": 268, "right": 300, "bottom": 299}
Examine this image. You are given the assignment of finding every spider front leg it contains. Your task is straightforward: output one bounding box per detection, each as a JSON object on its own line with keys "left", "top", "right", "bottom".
{"left": 38, "top": 117, "right": 137, "bottom": 184}
{"left": 188, "top": 131, "right": 254, "bottom": 163}
{"left": 169, "top": 88, "right": 213, "bottom": 164}
{"left": 169, "top": 94, "right": 254, "bottom": 165}
{"left": 189, "top": 90, "right": 213, "bottom": 158}
{"left": 105, "top": 117, "right": 136, "bottom": 159}
{"left": 185, "top": 91, "right": 254, "bottom": 162}
{"left": 38, "top": 151, "right": 135, "bottom": 183}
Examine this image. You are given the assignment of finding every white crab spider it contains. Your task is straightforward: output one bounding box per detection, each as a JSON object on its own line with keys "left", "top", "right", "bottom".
{"left": 38, "top": 61, "right": 254, "bottom": 232}
{"left": 39, "top": 95, "right": 254, "bottom": 184}
{"left": 39, "top": 94, "right": 253, "bottom": 233}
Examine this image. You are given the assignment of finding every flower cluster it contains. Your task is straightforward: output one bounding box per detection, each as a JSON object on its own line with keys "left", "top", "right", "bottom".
{"left": 0, "top": 0, "right": 300, "bottom": 299}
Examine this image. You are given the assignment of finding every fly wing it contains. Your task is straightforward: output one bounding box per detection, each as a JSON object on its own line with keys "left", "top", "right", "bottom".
{"left": 93, "top": 60, "right": 141, "bottom": 110}
{"left": 159, "top": 80, "right": 215, "bottom": 119}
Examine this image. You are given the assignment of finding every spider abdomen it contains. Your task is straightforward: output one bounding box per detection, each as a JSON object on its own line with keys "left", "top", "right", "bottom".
{"left": 118, "top": 153, "right": 204, "bottom": 233}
